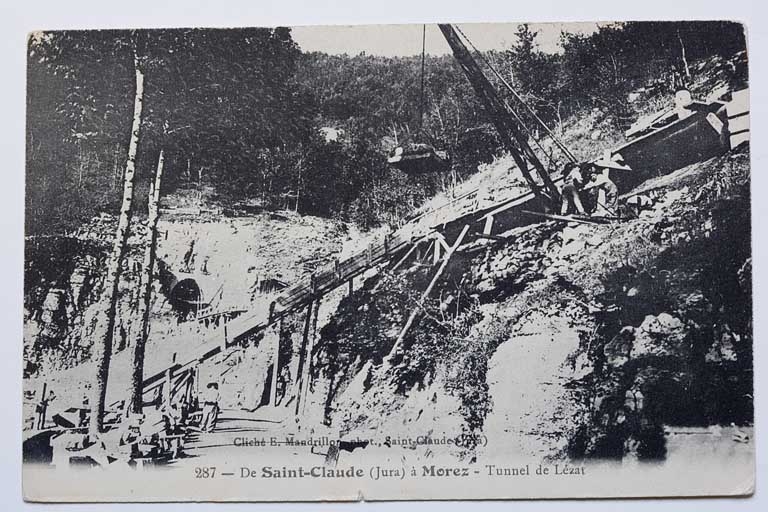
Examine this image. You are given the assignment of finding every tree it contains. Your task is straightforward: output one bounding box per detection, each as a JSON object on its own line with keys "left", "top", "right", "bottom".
{"left": 129, "top": 149, "right": 165, "bottom": 413}
{"left": 27, "top": 31, "right": 135, "bottom": 235}
{"left": 88, "top": 41, "right": 144, "bottom": 436}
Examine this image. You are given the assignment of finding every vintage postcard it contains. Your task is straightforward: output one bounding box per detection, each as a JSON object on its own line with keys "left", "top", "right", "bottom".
{"left": 23, "top": 21, "right": 752, "bottom": 501}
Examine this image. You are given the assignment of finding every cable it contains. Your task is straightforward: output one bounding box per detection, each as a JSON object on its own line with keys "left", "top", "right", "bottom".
{"left": 503, "top": 98, "right": 558, "bottom": 169}
{"left": 419, "top": 24, "right": 427, "bottom": 131}
{"left": 454, "top": 25, "right": 578, "bottom": 163}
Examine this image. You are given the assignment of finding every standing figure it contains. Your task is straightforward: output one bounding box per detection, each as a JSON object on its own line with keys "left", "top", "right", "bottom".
{"left": 181, "top": 239, "right": 196, "bottom": 273}
{"left": 200, "top": 382, "right": 220, "bottom": 432}
{"left": 559, "top": 162, "right": 587, "bottom": 215}
{"left": 35, "top": 386, "right": 55, "bottom": 430}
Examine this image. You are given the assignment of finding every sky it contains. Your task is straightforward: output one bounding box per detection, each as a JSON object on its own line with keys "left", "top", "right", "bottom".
{"left": 290, "top": 22, "right": 600, "bottom": 57}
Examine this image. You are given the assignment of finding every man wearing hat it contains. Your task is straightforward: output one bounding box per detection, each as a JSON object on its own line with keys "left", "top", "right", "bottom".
{"left": 584, "top": 152, "right": 631, "bottom": 216}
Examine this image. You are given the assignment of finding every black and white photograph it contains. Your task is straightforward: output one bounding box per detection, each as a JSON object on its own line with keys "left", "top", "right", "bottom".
{"left": 21, "top": 19, "right": 753, "bottom": 501}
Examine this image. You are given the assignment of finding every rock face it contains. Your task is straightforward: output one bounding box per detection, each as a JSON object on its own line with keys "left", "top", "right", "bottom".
{"left": 632, "top": 313, "right": 687, "bottom": 359}
{"left": 309, "top": 148, "right": 752, "bottom": 465}
{"left": 23, "top": 216, "right": 157, "bottom": 375}
{"left": 480, "top": 311, "right": 584, "bottom": 459}
{"left": 23, "top": 209, "right": 349, "bottom": 379}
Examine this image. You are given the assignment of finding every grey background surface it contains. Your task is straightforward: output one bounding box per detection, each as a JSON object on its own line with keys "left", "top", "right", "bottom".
{"left": 1, "top": 0, "right": 765, "bottom": 509}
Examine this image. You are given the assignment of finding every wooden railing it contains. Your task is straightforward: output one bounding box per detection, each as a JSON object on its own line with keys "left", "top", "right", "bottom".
{"left": 276, "top": 230, "right": 411, "bottom": 311}
{"left": 139, "top": 228, "right": 417, "bottom": 395}
{"left": 138, "top": 184, "right": 502, "bottom": 399}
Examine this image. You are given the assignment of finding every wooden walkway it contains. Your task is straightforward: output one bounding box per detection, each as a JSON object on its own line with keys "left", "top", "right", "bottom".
{"left": 135, "top": 161, "right": 614, "bottom": 407}
{"left": 138, "top": 218, "right": 436, "bottom": 403}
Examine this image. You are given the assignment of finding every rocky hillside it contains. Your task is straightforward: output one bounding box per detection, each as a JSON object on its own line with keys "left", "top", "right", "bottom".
{"left": 300, "top": 143, "right": 751, "bottom": 463}
{"left": 290, "top": 53, "right": 751, "bottom": 463}
{"left": 22, "top": 205, "right": 351, "bottom": 427}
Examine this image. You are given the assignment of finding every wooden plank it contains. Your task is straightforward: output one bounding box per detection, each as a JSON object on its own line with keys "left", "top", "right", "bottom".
{"left": 476, "top": 233, "right": 506, "bottom": 241}
{"left": 483, "top": 215, "right": 494, "bottom": 236}
{"left": 727, "top": 88, "right": 749, "bottom": 148}
{"left": 385, "top": 224, "right": 471, "bottom": 361}
{"left": 294, "top": 301, "right": 314, "bottom": 417}
{"left": 520, "top": 209, "right": 616, "bottom": 225}
{"left": 269, "top": 322, "right": 280, "bottom": 407}
{"left": 391, "top": 242, "right": 420, "bottom": 272}
{"left": 163, "top": 368, "right": 173, "bottom": 407}
{"left": 435, "top": 233, "right": 451, "bottom": 253}
{"left": 479, "top": 186, "right": 540, "bottom": 221}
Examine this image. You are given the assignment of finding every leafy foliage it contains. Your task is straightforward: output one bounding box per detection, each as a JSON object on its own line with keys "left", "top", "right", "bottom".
{"left": 26, "top": 22, "right": 747, "bottom": 235}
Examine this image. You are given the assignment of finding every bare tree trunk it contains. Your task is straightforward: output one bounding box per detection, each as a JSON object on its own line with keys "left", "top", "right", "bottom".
{"left": 129, "top": 149, "right": 164, "bottom": 413}
{"left": 677, "top": 29, "right": 691, "bottom": 79}
{"left": 89, "top": 53, "right": 144, "bottom": 437}
{"left": 435, "top": 104, "right": 445, "bottom": 131}
{"left": 294, "top": 157, "right": 302, "bottom": 213}
{"left": 111, "top": 143, "right": 120, "bottom": 191}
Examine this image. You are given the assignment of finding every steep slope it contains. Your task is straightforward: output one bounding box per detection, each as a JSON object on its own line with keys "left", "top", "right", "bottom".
{"left": 22, "top": 208, "right": 350, "bottom": 429}
{"left": 303, "top": 145, "right": 751, "bottom": 464}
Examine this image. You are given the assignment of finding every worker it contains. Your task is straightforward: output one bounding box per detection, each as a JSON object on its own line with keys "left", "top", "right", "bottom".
{"left": 584, "top": 164, "right": 619, "bottom": 216}
{"left": 200, "top": 382, "right": 220, "bottom": 432}
{"left": 35, "top": 388, "right": 55, "bottom": 430}
{"left": 181, "top": 239, "right": 196, "bottom": 273}
{"left": 559, "top": 162, "right": 587, "bottom": 215}
{"left": 673, "top": 88, "right": 696, "bottom": 121}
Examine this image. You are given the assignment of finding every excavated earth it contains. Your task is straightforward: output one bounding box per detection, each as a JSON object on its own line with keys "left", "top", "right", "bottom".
{"left": 302, "top": 146, "right": 752, "bottom": 465}
{"left": 22, "top": 208, "right": 351, "bottom": 429}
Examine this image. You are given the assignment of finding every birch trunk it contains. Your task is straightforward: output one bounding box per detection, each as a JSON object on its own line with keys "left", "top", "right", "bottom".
{"left": 678, "top": 29, "right": 691, "bottom": 79}
{"left": 129, "top": 149, "right": 164, "bottom": 413}
{"left": 89, "top": 55, "right": 144, "bottom": 437}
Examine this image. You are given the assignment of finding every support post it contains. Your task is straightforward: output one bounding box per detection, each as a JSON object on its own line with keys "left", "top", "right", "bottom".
{"left": 192, "top": 364, "right": 199, "bottom": 405}
{"left": 348, "top": 278, "right": 353, "bottom": 296}
{"left": 435, "top": 233, "right": 450, "bottom": 253}
{"left": 299, "top": 299, "right": 320, "bottom": 416}
{"left": 184, "top": 370, "right": 194, "bottom": 408}
{"left": 195, "top": 359, "right": 203, "bottom": 398}
{"left": 36, "top": 382, "right": 48, "bottom": 430}
{"left": 269, "top": 323, "right": 280, "bottom": 407}
{"left": 294, "top": 300, "right": 314, "bottom": 417}
{"left": 163, "top": 367, "right": 174, "bottom": 408}
{"left": 391, "top": 242, "right": 420, "bottom": 272}
{"left": 433, "top": 237, "right": 442, "bottom": 264}
{"left": 483, "top": 215, "right": 495, "bottom": 236}
{"left": 386, "top": 225, "right": 471, "bottom": 361}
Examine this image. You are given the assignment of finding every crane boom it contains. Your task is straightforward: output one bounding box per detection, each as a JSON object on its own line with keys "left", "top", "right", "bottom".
{"left": 438, "top": 24, "right": 561, "bottom": 206}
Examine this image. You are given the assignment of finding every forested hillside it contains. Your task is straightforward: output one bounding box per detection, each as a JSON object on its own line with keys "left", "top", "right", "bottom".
{"left": 26, "top": 22, "right": 746, "bottom": 235}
